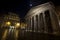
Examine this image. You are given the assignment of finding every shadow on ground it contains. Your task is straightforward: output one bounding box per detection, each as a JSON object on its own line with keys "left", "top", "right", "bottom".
{"left": 18, "top": 32, "right": 60, "bottom": 40}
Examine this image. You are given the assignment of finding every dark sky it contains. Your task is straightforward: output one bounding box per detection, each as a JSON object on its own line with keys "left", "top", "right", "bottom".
{"left": 0, "top": 0, "right": 60, "bottom": 18}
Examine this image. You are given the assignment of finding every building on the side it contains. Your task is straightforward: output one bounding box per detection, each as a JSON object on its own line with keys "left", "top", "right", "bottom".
{"left": 0, "top": 12, "right": 20, "bottom": 29}
{"left": 25, "top": 2, "right": 60, "bottom": 35}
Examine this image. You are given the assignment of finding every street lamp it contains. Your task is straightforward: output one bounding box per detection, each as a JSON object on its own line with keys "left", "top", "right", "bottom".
{"left": 5, "top": 21, "right": 11, "bottom": 28}
{"left": 15, "top": 23, "right": 20, "bottom": 28}
{"left": 16, "top": 23, "right": 20, "bottom": 27}
{"left": 6, "top": 21, "right": 11, "bottom": 26}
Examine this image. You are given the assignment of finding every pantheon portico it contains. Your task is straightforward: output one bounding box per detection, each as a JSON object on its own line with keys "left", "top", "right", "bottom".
{"left": 25, "top": 2, "right": 60, "bottom": 35}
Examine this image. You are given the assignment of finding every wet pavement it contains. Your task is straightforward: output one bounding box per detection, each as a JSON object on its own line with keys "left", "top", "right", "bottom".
{"left": 0, "top": 28, "right": 60, "bottom": 40}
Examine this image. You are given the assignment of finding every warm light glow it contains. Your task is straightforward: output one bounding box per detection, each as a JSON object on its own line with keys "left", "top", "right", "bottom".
{"left": 6, "top": 21, "right": 11, "bottom": 25}
{"left": 16, "top": 23, "right": 20, "bottom": 27}
{"left": 20, "top": 23, "right": 27, "bottom": 29}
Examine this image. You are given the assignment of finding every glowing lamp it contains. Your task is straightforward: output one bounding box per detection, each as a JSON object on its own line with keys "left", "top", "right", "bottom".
{"left": 6, "top": 21, "right": 11, "bottom": 25}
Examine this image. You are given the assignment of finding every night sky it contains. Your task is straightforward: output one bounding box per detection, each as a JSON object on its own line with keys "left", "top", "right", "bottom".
{"left": 0, "top": 0, "right": 60, "bottom": 18}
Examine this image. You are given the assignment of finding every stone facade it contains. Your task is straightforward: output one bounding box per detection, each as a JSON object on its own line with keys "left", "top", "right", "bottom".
{"left": 25, "top": 2, "right": 60, "bottom": 34}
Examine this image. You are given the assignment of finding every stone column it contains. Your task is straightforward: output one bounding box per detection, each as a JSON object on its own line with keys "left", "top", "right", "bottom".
{"left": 25, "top": 19, "right": 28, "bottom": 32}
{"left": 39, "top": 13, "right": 44, "bottom": 33}
{"left": 28, "top": 18, "right": 32, "bottom": 32}
{"left": 34, "top": 16, "right": 36, "bottom": 32}
{"left": 30, "top": 17, "right": 32, "bottom": 32}
{"left": 43, "top": 12, "right": 48, "bottom": 33}
{"left": 29, "top": 18, "right": 31, "bottom": 32}
{"left": 38, "top": 14, "right": 41, "bottom": 32}
{"left": 28, "top": 18, "right": 30, "bottom": 31}
{"left": 34, "top": 15, "right": 38, "bottom": 32}
{"left": 31, "top": 17, "right": 34, "bottom": 32}
{"left": 37, "top": 14, "right": 39, "bottom": 32}
{"left": 50, "top": 9, "right": 60, "bottom": 34}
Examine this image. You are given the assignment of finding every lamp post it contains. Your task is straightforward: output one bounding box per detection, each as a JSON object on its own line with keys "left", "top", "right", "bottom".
{"left": 15, "top": 23, "right": 20, "bottom": 29}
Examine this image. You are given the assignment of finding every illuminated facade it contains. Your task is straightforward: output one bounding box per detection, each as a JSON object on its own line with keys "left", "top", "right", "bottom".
{"left": 0, "top": 12, "right": 20, "bottom": 29}
{"left": 25, "top": 2, "right": 60, "bottom": 34}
